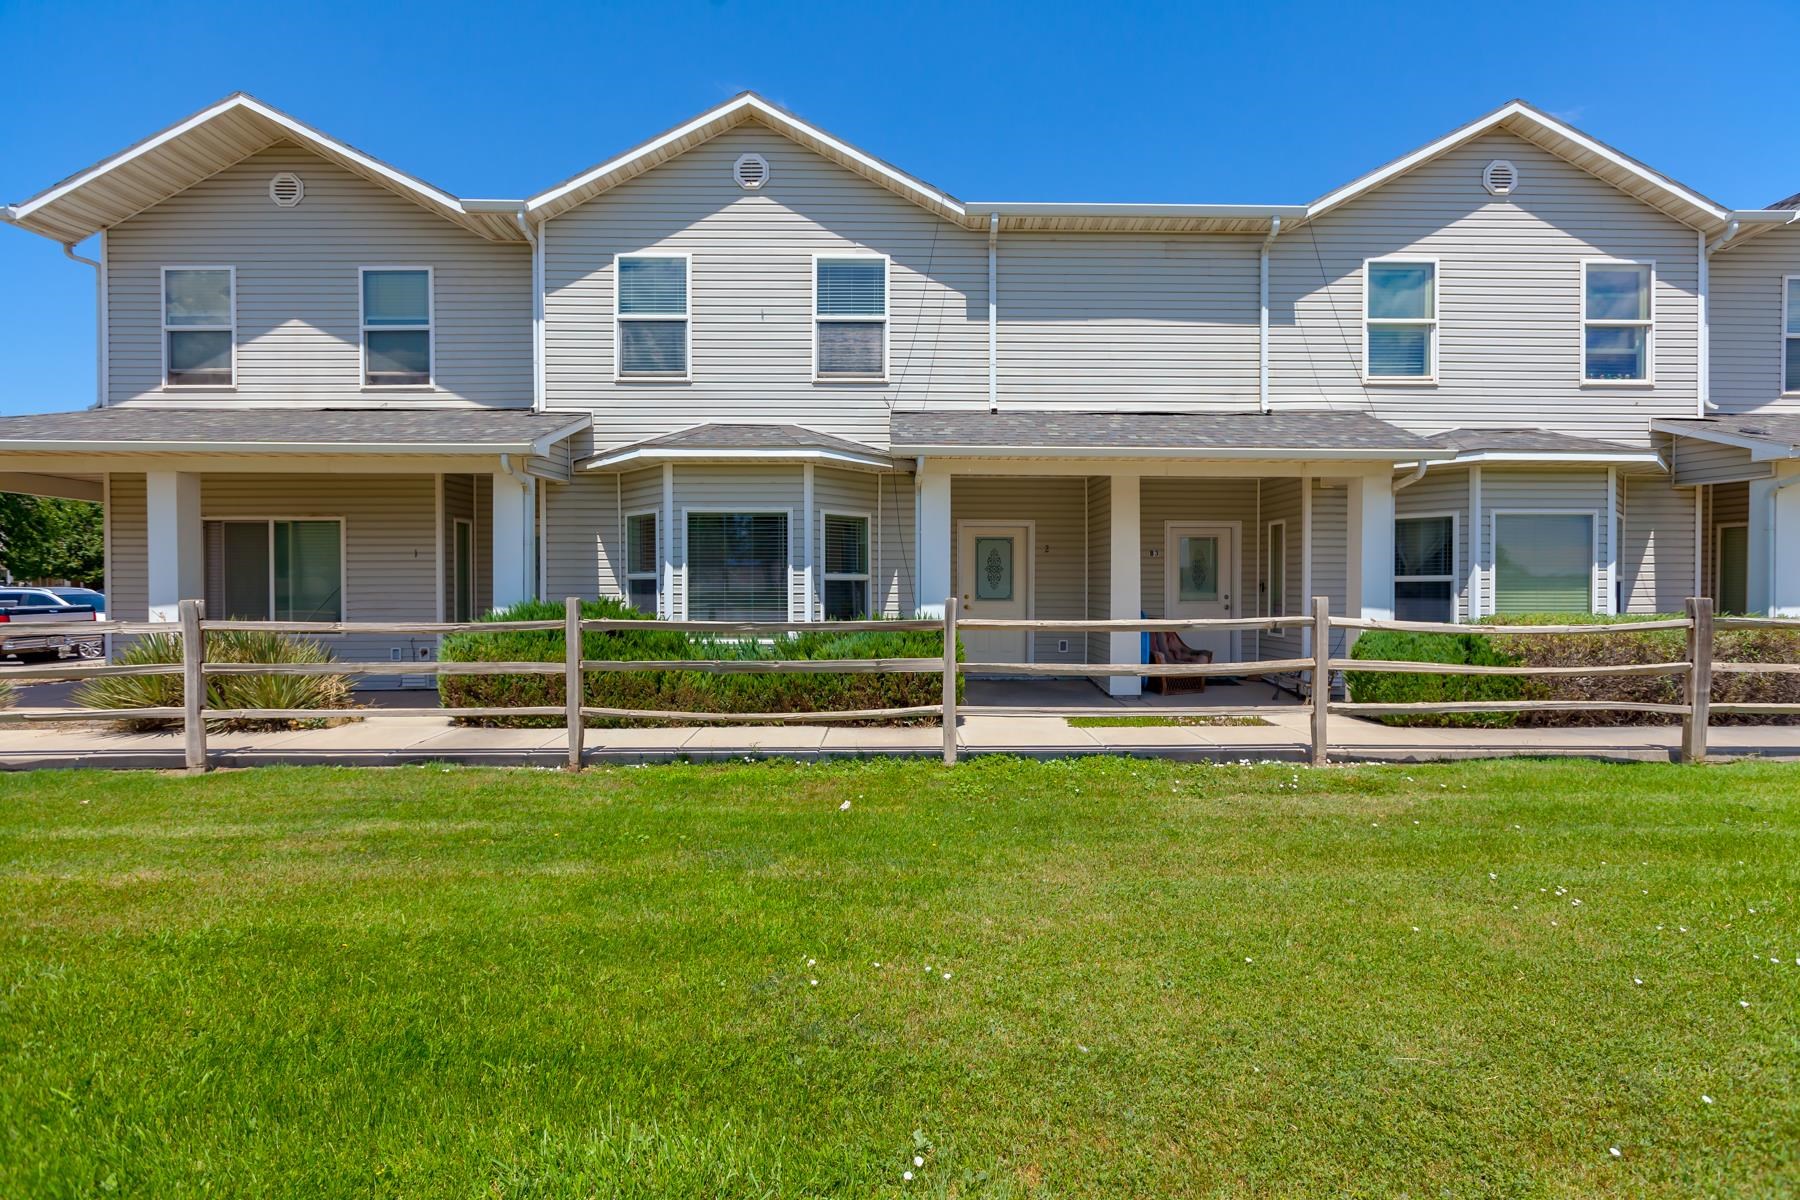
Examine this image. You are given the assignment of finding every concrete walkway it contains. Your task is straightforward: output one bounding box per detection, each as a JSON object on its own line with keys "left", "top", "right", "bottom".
{"left": 3, "top": 678, "right": 1797, "bottom": 768}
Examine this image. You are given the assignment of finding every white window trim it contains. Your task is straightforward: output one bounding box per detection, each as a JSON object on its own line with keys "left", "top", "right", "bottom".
{"left": 160, "top": 265, "right": 237, "bottom": 389}
{"left": 359, "top": 266, "right": 435, "bottom": 390}
{"left": 678, "top": 505, "right": 793, "bottom": 621}
{"left": 1713, "top": 520, "right": 1749, "bottom": 612}
{"left": 623, "top": 508, "right": 660, "bottom": 614}
{"left": 1488, "top": 508, "right": 1600, "bottom": 615}
{"left": 204, "top": 515, "right": 349, "bottom": 622}
{"left": 1782, "top": 275, "right": 1800, "bottom": 396}
{"left": 1395, "top": 511, "right": 1460, "bottom": 625}
{"left": 1362, "top": 256, "right": 1439, "bottom": 384}
{"left": 615, "top": 252, "right": 692, "bottom": 382}
{"left": 819, "top": 508, "right": 873, "bottom": 619}
{"left": 1264, "top": 518, "right": 1288, "bottom": 618}
{"left": 1580, "top": 258, "right": 1655, "bottom": 386}
{"left": 452, "top": 516, "right": 474, "bottom": 624}
{"left": 812, "top": 252, "right": 890, "bottom": 383}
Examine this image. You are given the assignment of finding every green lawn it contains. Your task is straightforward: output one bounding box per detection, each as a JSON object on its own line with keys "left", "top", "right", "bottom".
{"left": 1, "top": 759, "right": 1796, "bottom": 1198}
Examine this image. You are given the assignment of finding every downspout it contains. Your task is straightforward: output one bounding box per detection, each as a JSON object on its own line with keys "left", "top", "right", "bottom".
{"left": 1696, "top": 222, "right": 1735, "bottom": 414}
{"left": 1393, "top": 460, "right": 1428, "bottom": 491}
{"left": 499, "top": 453, "right": 539, "bottom": 601}
{"left": 63, "top": 240, "right": 106, "bottom": 409}
{"left": 1258, "top": 216, "right": 1282, "bottom": 414}
{"left": 514, "top": 211, "right": 546, "bottom": 413}
{"left": 987, "top": 213, "right": 999, "bottom": 412}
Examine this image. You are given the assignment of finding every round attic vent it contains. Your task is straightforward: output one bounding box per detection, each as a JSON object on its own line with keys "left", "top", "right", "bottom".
{"left": 269, "top": 172, "right": 305, "bottom": 207}
{"left": 1482, "top": 159, "right": 1518, "bottom": 197}
{"left": 733, "top": 153, "right": 770, "bottom": 191}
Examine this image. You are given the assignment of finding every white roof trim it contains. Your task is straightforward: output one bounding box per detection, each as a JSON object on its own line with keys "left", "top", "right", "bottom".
{"left": 581, "top": 445, "right": 899, "bottom": 472}
{"left": 526, "top": 92, "right": 965, "bottom": 221}
{"left": 1405, "top": 449, "right": 1666, "bottom": 469}
{"left": 963, "top": 202, "right": 1308, "bottom": 220}
{"left": 1304, "top": 100, "right": 1730, "bottom": 228}
{"left": 1650, "top": 420, "right": 1800, "bottom": 461}
{"left": 892, "top": 444, "right": 1455, "bottom": 462}
{"left": 0, "top": 437, "right": 576, "bottom": 456}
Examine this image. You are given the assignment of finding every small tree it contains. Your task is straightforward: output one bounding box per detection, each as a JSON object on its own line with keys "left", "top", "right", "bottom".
{"left": 0, "top": 493, "right": 104, "bottom": 586}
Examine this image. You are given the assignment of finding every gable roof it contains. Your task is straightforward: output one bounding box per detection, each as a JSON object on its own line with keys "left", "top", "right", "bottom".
{"left": 0, "top": 407, "right": 586, "bottom": 455}
{"left": 581, "top": 423, "right": 896, "bottom": 471}
{"left": 1298, "top": 100, "right": 1731, "bottom": 232}
{"left": 1, "top": 93, "right": 527, "bottom": 244}
{"left": 528, "top": 92, "right": 967, "bottom": 226}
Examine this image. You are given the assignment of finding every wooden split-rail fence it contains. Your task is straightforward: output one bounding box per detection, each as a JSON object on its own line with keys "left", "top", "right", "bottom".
{"left": 2, "top": 595, "right": 1796, "bottom": 771}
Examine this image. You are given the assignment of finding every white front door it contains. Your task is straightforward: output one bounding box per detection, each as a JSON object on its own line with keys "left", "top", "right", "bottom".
{"left": 1164, "top": 522, "right": 1237, "bottom": 663}
{"left": 957, "top": 523, "right": 1031, "bottom": 664}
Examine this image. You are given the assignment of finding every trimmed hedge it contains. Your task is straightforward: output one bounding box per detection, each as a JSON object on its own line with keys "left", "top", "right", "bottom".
{"left": 72, "top": 630, "right": 355, "bottom": 732}
{"left": 438, "top": 597, "right": 963, "bottom": 727}
{"left": 1347, "top": 612, "right": 1800, "bottom": 727}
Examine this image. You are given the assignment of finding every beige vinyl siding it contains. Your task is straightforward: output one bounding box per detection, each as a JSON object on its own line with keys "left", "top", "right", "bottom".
{"left": 1622, "top": 474, "right": 1697, "bottom": 613}
{"left": 812, "top": 467, "right": 913, "bottom": 618}
{"left": 545, "top": 126, "right": 987, "bottom": 450}
{"left": 1140, "top": 477, "right": 1262, "bottom": 660}
{"left": 107, "top": 474, "right": 148, "bottom": 622}
{"left": 1705, "top": 480, "right": 1750, "bottom": 604}
{"left": 1309, "top": 481, "right": 1351, "bottom": 664}
{"left": 442, "top": 473, "right": 476, "bottom": 616}
{"left": 1260, "top": 476, "right": 1305, "bottom": 659}
{"left": 1709, "top": 226, "right": 1800, "bottom": 415}
{"left": 473, "top": 474, "right": 492, "bottom": 615}
{"left": 1272, "top": 130, "right": 1700, "bottom": 443}
{"left": 1085, "top": 476, "right": 1111, "bottom": 665}
{"left": 543, "top": 473, "right": 618, "bottom": 603}
{"left": 1396, "top": 466, "right": 1472, "bottom": 622}
{"left": 875, "top": 472, "right": 916, "bottom": 618}
{"left": 951, "top": 476, "right": 1085, "bottom": 665}
{"left": 998, "top": 235, "right": 1259, "bottom": 403}
{"left": 107, "top": 144, "right": 531, "bottom": 407}
{"left": 1668, "top": 435, "right": 1772, "bottom": 485}
{"left": 668, "top": 465, "right": 804, "bottom": 621}
{"left": 1476, "top": 468, "right": 1612, "bottom": 613}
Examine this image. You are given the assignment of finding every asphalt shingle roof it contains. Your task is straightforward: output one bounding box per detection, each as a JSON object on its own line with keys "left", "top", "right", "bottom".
{"left": 0, "top": 407, "right": 587, "bottom": 452}
{"left": 1425, "top": 427, "right": 1646, "bottom": 455}
{"left": 887, "top": 409, "right": 1438, "bottom": 454}
{"left": 625, "top": 423, "right": 884, "bottom": 455}
{"left": 1658, "top": 414, "right": 1800, "bottom": 454}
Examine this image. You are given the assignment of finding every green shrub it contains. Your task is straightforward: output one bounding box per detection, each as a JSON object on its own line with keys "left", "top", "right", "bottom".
{"left": 1347, "top": 612, "right": 1800, "bottom": 727}
{"left": 0, "top": 678, "right": 13, "bottom": 711}
{"left": 74, "top": 630, "right": 355, "bottom": 732}
{"left": 439, "top": 597, "right": 962, "bottom": 727}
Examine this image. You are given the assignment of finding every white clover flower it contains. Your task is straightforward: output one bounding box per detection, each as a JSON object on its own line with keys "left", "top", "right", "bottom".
{"left": 903, "top": 1170, "right": 913, "bottom": 1181}
{"left": 914, "top": 1155, "right": 924, "bottom": 1167}
{"left": 1702, "top": 1095, "right": 1714, "bottom": 1105}
{"left": 1609, "top": 1147, "right": 1621, "bottom": 1158}
{"left": 839, "top": 800, "right": 852, "bottom": 811}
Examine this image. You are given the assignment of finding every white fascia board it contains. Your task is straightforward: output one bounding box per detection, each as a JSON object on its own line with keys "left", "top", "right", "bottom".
{"left": 1649, "top": 420, "right": 1800, "bottom": 460}
{"left": 963, "top": 202, "right": 1309, "bottom": 219}
{"left": 888, "top": 444, "right": 1455, "bottom": 462}
{"left": 1403, "top": 449, "right": 1667, "bottom": 469}
{"left": 579, "top": 446, "right": 899, "bottom": 472}
{"left": 529, "top": 416, "right": 592, "bottom": 456}
{"left": 0, "top": 439, "right": 561, "bottom": 455}
{"left": 1304, "top": 100, "right": 1730, "bottom": 227}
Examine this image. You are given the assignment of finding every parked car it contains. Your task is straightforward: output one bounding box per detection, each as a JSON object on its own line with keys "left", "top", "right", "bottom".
{"left": 0, "top": 588, "right": 101, "bottom": 662}
{"left": 48, "top": 587, "right": 106, "bottom": 617}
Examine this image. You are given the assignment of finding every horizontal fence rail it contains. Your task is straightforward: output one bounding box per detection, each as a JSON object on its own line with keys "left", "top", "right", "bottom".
{"left": 3, "top": 594, "right": 1798, "bottom": 770}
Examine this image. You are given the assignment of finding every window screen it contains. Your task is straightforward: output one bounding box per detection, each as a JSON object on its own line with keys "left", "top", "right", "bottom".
{"left": 1493, "top": 514, "right": 1594, "bottom": 615}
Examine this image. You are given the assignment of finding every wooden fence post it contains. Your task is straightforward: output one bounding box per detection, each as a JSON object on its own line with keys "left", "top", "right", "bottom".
{"left": 564, "top": 596, "right": 584, "bottom": 771}
{"left": 1310, "top": 595, "right": 1331, "bottom": 768}
{"left": 942, "top": 596, "right": 959, "bottom": 765}
{"left": 1682, "top": 595, "right": 1713, "bottom": 764}
{"left": 180, "top": 598, "right": 207, "bottom": 773}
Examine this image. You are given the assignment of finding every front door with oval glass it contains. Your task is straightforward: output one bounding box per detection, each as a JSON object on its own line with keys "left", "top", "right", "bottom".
{"left": 1164, "top": 522, "right": 1237, "bottom": 663}
{"left": 957, "top": 523, "right": 1031, "bottom": 665}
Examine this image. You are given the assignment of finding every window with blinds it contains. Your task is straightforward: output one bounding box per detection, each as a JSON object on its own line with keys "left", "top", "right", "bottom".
{"left": 204, "top": 519, "right": 343, "bottom": 622}
{"left": 1364, "top": 260, "right": 1436, "bottom": 380}
{"left": 362, "top": 268, "right": 432, "bottom": 386}
{"left": 686, "top": 512, "right": 788, "bottom": 621}
{"left": 617, "top": 255, "right": 689, "bottom": 377}
{"left": 625, "top": 511, "right": 659, "bottom": 616}
{"left": 1395, "top": 515, "right": 1456, "bottom": 622}
{"left": 1582, "top": 262, "right": 1652, "bottom": 382}
{"left": 815, "top": 256, "right": 887, "bottom": 379}
{"left": 163, "top": 267, "right": 235, "bottom": 386}
{"left": 821, "top": 512, "right": 870, "bottom": 620}
{"left": 1784, "top": 277, "right": 1800, "bottom": 394}
{"left": 1493, "top": 513, "right": 1594, "bottom": 615}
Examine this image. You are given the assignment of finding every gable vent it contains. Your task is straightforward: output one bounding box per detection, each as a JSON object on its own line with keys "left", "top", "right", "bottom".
{"left": 733, "top": 153, "right": 770, "bottom": 191}
{"left": 1482, "top": 159, "right": 1518, "bottom": 197}
{"left": 269, "top": 172, "right": 305, "bottom": 207}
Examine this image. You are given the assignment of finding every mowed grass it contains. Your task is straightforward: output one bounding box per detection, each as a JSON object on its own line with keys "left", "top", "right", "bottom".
{"left": 1, "top": 759, "right": 1797, "bottom": 1198}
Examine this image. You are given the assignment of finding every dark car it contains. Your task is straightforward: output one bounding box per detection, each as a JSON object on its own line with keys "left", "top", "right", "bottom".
{"left": 0, "top": 588, "right": 102, "bottom": 661}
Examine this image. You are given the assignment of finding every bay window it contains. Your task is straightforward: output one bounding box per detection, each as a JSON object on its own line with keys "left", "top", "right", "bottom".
{"left": 617, "top": 255, "right": 689, "bottom": 378}
{"left": 1394, "top": 514, "right": 1456, "bottom": 623}
{"left": 685, "top": 511, "right": 788, "bottom": 621}
{"left": 163, "top": 267, "right": 235, "bottom": 386}
{"left": 1492, "top": 513, "right": 1595, "bottom": 615}
{"left": 821, "top": 512, "right": 871, "bottom": 620}
{"left": 1582, "top": 261, "right": 1652, "bottom": 382}
{"left": 815, "top": 255, "right": 887, "bottom": 379}
{"left": 362, "top": 268, "right": 432, "bottom": 386}
{"left": 1364, "top": 260, "right": 1437, "bottom": 380}
{"left": 204, "top": 519, "right": 343, "bottom": 622}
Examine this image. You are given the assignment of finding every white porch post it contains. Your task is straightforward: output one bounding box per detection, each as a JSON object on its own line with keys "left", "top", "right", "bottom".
{"left": 1346, "top": 470, "right": 1396, "bottom": 621}
{"left": 1749, "top": 464, "right": 1800, "bottom": 616}
{"left": 491, "top": 468, "right": 532, "bottom": 610}
{"left": 916, "top": 464, "right": 952, "bottom": 618}
{"left": 145, "top": 471, "right": 203, "bottom": 623}
{"left": 1107, "top": 470, "right": 1142, "bottom": 697}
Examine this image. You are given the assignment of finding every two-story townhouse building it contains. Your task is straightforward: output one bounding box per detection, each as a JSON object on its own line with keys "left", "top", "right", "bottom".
{"left": 3, "top": 92, "right": 1798, "bottom": 691}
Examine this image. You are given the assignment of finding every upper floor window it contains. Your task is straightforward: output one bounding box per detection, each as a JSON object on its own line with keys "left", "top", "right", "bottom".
{"left": 617, "top": 255, "right": 689, "bottom": 379}
{"left": 815, "top": 255, "right": 888, "bottom": 380}
{"left": 163, "top": 267, "right": 235, "bottom": 387}
{"left": 362, "top": 268, "right": 432, "bottom": 387}
{"left": 1364, "top": 260, "right": 1436, "bottom": 380}
{"left": 1582, "top": 261, "right": 1652, "bottom": 383}
{"left": 1784, "top": 276, "right": 1800, "bottom": 394}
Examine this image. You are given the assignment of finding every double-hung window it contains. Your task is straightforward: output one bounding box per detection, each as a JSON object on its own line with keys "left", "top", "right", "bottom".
{"left": 821, "top": 513, "right": 871, "bottom": 620}
{"left": 1364, "top": 260, "right": 1437, "bottom": 380}
{"left": 1394, "top": 515, "right": 1456, "bottom": 623}
{"left": 163, "top": 267, "right": 235, "bottom": 386}
{"left": 204, "top": 518, "right": 343, "bottom": 622}
{"left": 1784, "top": 277, "right": 1800, "bottom": 394}
{"left": 685, "top": 511, "right": 788, "bottom": 621}
{"left": 1582, "top": 261, "right": 1653, "bottom": 382}
{"left": 1492, "top": 513, "right": 1595, "bottom": 615}
{"left": 362, "top": 268, "right": 432, "bottom": 386}
{"left": 1265, "top": 520, "right": 1287, "bottom": 617}
{"left": 815, "top": 255, "right": 887, "bottom": 379}
{"left": 616, "top": 254, "right": 689, "bottom": 378}
{"left": 624, "top": 512, "right": 660, "bottom": 616}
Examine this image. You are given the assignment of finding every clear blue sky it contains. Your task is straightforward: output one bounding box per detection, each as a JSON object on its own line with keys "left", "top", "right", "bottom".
{"left": 3, "top": 0, "right": 1797, "bottom": 416}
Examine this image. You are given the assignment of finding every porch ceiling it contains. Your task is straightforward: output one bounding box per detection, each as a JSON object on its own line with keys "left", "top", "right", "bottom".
{"left": 890, "top": 409, "right": 1447, "bottom": 461}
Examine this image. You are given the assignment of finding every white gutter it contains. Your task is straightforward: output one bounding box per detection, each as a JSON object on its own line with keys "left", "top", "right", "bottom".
{"left": 888, "top": 444, "right": 1456, "bottom": 462}
{"left": 987, "top": 213, "right": 999, "bottom": 413}
{"left": 1258, "top": 216, "right": 1282, "bottom": 414}
{"left": 1698, "top": 226, "right": 1719, "bottom": 414}
{"left": 61, "top": 241, "right": 105, "bottom": 409}
{"left": 1392, "top": 460, "right": 1428, "bottom": 490}
{"left": 964, "top": 202, "right": 1309, "bottom": 221}
{"left": 511, "top": 211, "right": 547, "bottom": 413}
